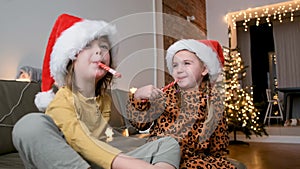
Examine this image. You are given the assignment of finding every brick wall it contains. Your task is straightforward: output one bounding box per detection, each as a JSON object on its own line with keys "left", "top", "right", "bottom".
{"left": 162, "top": 0, "right": 207, "bottom": 83}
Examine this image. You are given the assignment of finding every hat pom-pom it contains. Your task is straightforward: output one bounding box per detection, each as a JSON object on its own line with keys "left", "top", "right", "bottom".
{"left": 34, "top": 89, "right": 55, "bottom": 112}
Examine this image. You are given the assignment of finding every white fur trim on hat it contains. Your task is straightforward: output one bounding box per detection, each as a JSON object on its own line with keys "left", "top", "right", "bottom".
{"left": 51, "top": 20, "right": 117, "bottom": 87}
{"left": 165, "top": 39, "right": 222, "bottom": 82}
{"left": 34, "top": 89, "right": 55, "bottom": 112}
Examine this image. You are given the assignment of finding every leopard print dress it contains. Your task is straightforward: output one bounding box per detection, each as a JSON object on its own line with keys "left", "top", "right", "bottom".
{"left": 126, "top": 82, "right": 236, "bottom": 169}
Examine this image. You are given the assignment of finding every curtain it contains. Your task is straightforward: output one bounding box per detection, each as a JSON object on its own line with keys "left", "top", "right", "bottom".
{"left": 273, "top": 19, "right": 300, "bottom": 119}
{"left": 273, "top": 20, "right": 300, "bottom": 88}
{"left": 237, "top": 26, "right": 252, "bottom": 88}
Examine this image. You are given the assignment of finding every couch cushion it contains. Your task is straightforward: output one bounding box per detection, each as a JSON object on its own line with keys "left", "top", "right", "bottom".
{"left": 109, "top": 89, "right": 139, "bottom": 135}
{"left": 0, "top": 80, "right": 41, "bottom": 155}
{"left": 0, "top": 153, "right": 24, "bottom": 169}
{"left": 109, "top": 89, "right": 128, "bottom": 129}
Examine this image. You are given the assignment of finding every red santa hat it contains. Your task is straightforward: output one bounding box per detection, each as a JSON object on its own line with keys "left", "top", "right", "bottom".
{"left": 34, "top": 13, "right": 117, "bottom": 111}
{"left": 165, "top": 39, "right": 224, "bottom": 82}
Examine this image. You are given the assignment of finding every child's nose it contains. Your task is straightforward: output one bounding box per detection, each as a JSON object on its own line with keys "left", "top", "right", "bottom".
{"left": 95, "top": 48, "right": 102, "bottom": 56}
{"left": 177, "top": 64, "right": 184, "bottom": 72}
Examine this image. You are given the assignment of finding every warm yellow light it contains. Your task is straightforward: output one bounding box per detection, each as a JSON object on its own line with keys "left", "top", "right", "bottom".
{"left": 122, "top": 128, "right": 129, "bottom": 137}
{"left": 130, "top": 87, "right": 137, "bottom": 94}
{"left": 16, "top": 78, "right": 31, "bottom": 82}
{"left": 226, "top": 0, "right": 300, "bottom": 31}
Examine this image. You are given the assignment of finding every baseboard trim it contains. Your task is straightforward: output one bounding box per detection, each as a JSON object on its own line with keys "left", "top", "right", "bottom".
{"left": 230, "top": 135, "right": 300, "bottom": 144}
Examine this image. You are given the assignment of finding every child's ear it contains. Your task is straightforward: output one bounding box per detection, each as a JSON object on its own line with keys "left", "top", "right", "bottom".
{"left": 201, "top": 67, "right": 209, "bottom": 76}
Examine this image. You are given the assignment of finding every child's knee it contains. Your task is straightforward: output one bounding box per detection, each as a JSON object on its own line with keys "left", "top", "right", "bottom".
{"left": 154, "top": 137, "right": 180, "bottom": 169}
{"left": 159, "top": 137, "right": 180, "bottom": 154}
{"left": 162, "top": 137, "right": 179, "bottom": 147}
{"left": 12, "top": 113, "right": 49, "bottom": 141}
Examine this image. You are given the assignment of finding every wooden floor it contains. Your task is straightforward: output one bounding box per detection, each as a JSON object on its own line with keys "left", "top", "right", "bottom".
{"left": 227, "top": 125, "right": 300, "bottom": 169}
{"left": 228, "top": 142, "right": 300, "bottom": 169}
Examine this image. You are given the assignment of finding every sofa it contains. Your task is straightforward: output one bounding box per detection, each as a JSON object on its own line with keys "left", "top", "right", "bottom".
{"left": 0, "top": 80, "right": 245, "bottom": 169}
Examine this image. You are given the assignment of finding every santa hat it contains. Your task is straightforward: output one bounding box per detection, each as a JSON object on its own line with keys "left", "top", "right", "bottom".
{"left": 34, "top": 13, "right": 117, "bottom": 111}
{"left": 165, "top": 39, "right": 224, "bottom": 82}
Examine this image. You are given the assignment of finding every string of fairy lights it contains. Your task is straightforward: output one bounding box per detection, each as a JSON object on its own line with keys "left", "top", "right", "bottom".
{"left": 226, "top": 0, "right": 300, "bottom": 31}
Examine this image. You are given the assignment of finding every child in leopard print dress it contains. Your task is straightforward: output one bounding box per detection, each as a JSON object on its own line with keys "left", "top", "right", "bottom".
{"left": 127, "top": 39, "right": 245, "bottom": 169}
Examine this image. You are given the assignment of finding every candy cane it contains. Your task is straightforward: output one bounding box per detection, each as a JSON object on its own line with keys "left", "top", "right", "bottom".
{"left": 98, "top": 62, "right": 122, "bottom": 78}
{"left": 161, "top": 79, "right": 179, "bottom": 92}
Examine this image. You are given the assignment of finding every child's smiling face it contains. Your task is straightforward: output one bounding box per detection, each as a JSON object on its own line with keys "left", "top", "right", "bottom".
{"left": 172, "top": 50, "right": 208, "bottom": 91}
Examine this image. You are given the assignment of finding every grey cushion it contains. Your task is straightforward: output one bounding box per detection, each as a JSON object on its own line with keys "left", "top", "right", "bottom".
{"left": 0, "top": 153, "right": 24, "bottom": 169}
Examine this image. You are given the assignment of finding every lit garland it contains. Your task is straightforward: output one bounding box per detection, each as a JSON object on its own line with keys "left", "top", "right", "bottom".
{"left": 226, "top": 0, "right": 300, "bottom": 31}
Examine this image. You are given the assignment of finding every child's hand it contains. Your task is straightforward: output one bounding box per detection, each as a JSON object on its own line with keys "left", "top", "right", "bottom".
{"left": 134, "top": 85, "right": 163, "bottom": 100}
